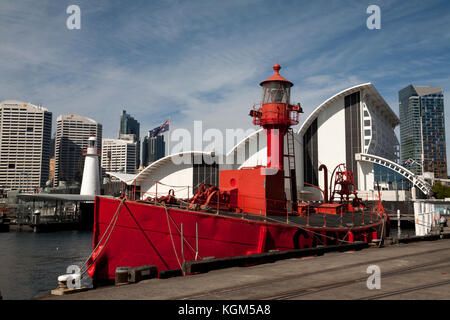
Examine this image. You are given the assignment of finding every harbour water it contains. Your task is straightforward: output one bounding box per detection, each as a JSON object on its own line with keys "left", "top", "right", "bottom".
{"left": 0, "top": 230, "right": 93, "bottom": 300}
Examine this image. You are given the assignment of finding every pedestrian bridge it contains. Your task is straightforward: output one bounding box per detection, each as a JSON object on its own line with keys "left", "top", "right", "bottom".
{"left": 355, "top": 153, "right": 433, "bottom": 196}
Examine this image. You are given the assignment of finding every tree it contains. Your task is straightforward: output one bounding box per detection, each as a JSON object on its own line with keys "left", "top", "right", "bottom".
{"left": 432, "top": 181, "right": 450, "bottom": 199}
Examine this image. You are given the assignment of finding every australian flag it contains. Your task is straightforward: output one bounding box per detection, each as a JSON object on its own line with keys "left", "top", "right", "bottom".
{"left": 402, "top": 158, "right": 412, "bottom": 167}
{"left": 149, "top": 119, "right": 170, "bottom": 137}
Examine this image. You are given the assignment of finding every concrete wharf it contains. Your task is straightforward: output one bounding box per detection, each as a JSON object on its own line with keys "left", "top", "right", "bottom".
{"left": 43, "top": 234, "right": 450, "bottom": 300}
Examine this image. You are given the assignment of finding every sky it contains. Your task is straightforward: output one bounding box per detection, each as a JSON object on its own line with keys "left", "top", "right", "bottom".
{"left": 1, "top": 0, "right": 449, "bottom": 171}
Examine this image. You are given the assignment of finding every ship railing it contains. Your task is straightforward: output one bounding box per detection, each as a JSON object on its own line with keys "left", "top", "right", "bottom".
{"left": 145, "top": 191, "right": 383, "bottom": 228}
{"left": 130, "top": 181, "right": 383, "bottom": 227}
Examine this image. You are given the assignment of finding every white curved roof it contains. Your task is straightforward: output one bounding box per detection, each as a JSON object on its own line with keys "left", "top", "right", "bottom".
{"left": 106, "top": 172, "right": 137, "bottom": 185}
{"left": 298, "top": 83, "right": 399, "bottom": 136}
{"left": 107, "top": 151, "right": 215, "bottom": 185}
{"left": 226, "top": 128, "right": 263, "bottom": 158}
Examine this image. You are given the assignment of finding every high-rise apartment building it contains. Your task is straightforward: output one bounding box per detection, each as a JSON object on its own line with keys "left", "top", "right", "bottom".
{"left": 399, "top": 85, "right": 447, "bottom": 178}
{"left": 142, "top": 134, "right": 165, "bottom": 167}
{"left": 119, "top": 110, "right": 140, "bottom": 168}
{"left": 0, "top": 100, "right": 52, "bottom": 191}
{"left": 101, "top": 138, "right": 137, "bottom": 174}
{"left": 54, "top": 114, "right": 102, "bottom": 186}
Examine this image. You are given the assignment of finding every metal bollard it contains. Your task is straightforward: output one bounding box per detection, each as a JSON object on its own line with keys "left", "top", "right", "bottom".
{"left": 115, "top": 266, "right": 131, "bottom": 286}
{"left": 128, "top": 265, "right": 158, "bottom": 283}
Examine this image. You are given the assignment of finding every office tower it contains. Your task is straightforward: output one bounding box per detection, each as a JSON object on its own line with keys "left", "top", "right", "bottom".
{"left": 119, "top": 110, "right": 140, "bottom": 169}
{"left": 54, "top": 114, "right": 102, "bottom": 187}
{"left": 0, "top": 100, "right": 52, "bottom": 191}
{"left": 399, "top": 85, "right": 447, "bottom": 178}
{"left": 142, "top": 134, "right": 165, "bottom": 167}
{"left": 101, "top": 138, "right": 137, "bottom": 174}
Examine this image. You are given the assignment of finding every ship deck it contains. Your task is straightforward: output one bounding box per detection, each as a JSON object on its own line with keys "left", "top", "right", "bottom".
{"left": 161, "top": 201, "right": 382, "bottom": 230}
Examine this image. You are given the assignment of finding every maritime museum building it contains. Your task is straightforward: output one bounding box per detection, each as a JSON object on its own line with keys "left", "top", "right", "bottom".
{"left": 108, "top": 83, "right": 416, "bottom": 202}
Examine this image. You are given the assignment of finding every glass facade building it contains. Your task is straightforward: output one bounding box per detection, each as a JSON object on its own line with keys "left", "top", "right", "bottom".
{"left": 142, "top": 135, "right": 165, "bottom": 167}
{"left": 119, "top": 110, "right": 140, "bottom": 169}
{"left": 399, "top": 85, "right": 447, "bottom": 178}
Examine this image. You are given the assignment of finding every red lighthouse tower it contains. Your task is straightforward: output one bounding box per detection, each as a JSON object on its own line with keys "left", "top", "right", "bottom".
{"left": 220, "top": 64, "right": 302, "bottom": 216}
{"left": 252, "top": 63, "right": 301, "bottom": 172}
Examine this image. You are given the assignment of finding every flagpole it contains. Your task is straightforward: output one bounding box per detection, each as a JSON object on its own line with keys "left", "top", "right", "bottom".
{"left": 167, "top": 117, "right": 171, "bottom": 156}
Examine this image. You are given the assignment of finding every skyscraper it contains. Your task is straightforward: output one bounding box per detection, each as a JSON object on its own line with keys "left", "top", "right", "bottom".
{"left": 119, "top": 110, "right": 140, "bottom": 169}
{"left": 101, "top": 138, "right": 137, "bottom": 174}
{"left": 142, "top": 134, "right": 165, "bottom": 167}
{"left": 0, "top": 100, "right": 52, "bottom": 191}
{"left": 399, "top": 85, "right": 447, "bottom": 178}
{"left": 54, "top": 114, "right": 102, "bottom": 187}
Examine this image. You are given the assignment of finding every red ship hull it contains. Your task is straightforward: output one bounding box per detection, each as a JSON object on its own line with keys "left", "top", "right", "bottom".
{"left": 88, "top": 196, "right": 385, "bottom": 282}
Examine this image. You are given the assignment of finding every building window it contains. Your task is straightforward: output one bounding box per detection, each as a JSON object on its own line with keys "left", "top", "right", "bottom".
{"left": 345, "top": 91, "right": 361, "bottom": 188}
{"left": 303, "top": 118, "right": 318, "bottom": 186}
{"left": 193, "top": 157, "right": 219, "bottom": 194}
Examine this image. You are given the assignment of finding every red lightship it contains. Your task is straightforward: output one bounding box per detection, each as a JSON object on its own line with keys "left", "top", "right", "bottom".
{"left": 87, "top": 64, "right": 389, "bottom": 283}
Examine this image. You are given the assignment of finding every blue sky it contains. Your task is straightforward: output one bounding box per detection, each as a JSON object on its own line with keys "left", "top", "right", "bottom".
{"left": 1, "top": 0, "right": 449, "bottom": 170}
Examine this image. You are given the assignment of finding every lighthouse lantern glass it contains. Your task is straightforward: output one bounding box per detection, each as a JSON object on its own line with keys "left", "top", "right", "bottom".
{"left": 89, "top": 139, "right": 95, "bottom": 147}
{"left": 262, "top": 81, "right": 290, "bottom": 104}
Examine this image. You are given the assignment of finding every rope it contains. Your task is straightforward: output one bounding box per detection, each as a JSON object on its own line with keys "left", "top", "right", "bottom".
{"left": 163, "top": 203, "right": 184, "bottom": 275}
{"left": 163, "top": 206, "right": 202, "bottom": 259}
{"left": 79, "top": 198, "right": 126, "bottom": 278}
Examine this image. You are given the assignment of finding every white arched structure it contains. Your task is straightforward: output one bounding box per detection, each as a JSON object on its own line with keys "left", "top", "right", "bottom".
{"left": 296, "top": 83, "right": 401, "bottom": 200}
{"left": 355, "top": 153, "right": 432, "bottom": 195}
{"left": 107, "top": 151, "right": 217, "bottom": 199}
{"left": 225, "top": 128, "right": 266, "bottom": 168}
